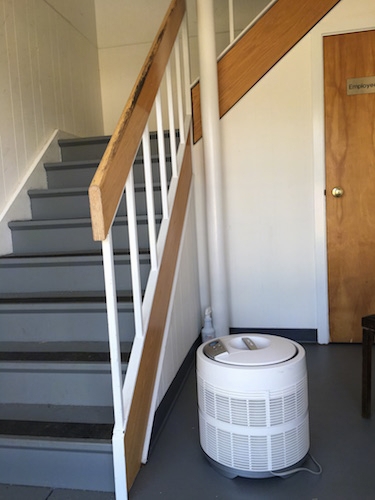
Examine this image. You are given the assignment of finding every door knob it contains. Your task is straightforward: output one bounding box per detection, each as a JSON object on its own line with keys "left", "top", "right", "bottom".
{"left": 332, "top": 186, "right": 344, "bottom": 198}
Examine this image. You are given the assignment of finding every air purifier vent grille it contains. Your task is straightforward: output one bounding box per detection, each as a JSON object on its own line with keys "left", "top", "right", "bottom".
{"left": 197, "top": 376, "right": 307, "bottom": 428}
{"left": 199, "top": 414, "right": 309, "bottom": 472}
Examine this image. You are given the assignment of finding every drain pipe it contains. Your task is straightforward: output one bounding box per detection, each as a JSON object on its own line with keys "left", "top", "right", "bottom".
{"left": 196, "top": 0, "right": 229, "bottom": 337}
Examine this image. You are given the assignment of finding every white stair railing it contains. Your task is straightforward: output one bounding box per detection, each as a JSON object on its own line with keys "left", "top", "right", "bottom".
{"left": 89, "top": 2, "right": 191, "bottom": 496}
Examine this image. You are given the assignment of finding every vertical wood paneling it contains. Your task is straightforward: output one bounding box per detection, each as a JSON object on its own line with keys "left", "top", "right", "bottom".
{"left": 156, "top": 194, "right": 201, "bottom": 405}
{"left": 0, "top": 0, "right": 103, "bottom": 217}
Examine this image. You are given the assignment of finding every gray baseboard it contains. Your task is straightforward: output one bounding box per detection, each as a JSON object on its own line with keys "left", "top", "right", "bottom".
{"left": 150, "top": 334, "right": 201, "bottom": 452}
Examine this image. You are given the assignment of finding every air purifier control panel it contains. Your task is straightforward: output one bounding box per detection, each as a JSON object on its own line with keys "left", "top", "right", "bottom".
{"left": 203, "top": 339, "right": 228, "bottom": 360}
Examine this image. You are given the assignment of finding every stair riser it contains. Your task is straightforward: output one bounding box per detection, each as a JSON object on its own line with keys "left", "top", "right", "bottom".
{"left": 60, "top": 139, "right": 110, "bottom": 161}
{"left": 59, "top": 133, "right": 174, "bottom": 162}
{"left": 29, "top": 187, "right": 162, "bottom": 220}
{"left": 10, "top": 219, "right": 160, "bottom": 254}
{"left": 45, "top": 158, "right": 172, "bottom": 189}
{"left": 0, "top": 258, "right": 150, "bottom": 293}
{"left": 0, "top": 307, "right": 135, "bottom": 343}
{"left": 0, "top": 438, "right": 114, "bottom": 491}
{"left": 0, "top": 364, "right": 124, "bottom": 406}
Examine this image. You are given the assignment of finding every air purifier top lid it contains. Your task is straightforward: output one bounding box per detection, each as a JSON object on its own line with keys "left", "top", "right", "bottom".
{"left": 203, "top": 334, "right": 297, "bottom": 366}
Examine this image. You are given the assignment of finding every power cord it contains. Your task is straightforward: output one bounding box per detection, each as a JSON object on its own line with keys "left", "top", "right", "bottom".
{"left": 271, "top": 453, "right": 322, "bottom": 478}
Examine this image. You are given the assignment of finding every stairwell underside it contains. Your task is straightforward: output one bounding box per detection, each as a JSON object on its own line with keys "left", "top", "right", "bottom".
{"left": 191, "top": 0, "right": 342, "bottom": 143}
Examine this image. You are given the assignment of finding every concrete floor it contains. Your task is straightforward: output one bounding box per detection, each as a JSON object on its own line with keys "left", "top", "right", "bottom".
{"left": 1, "top": 343, "right": 375, "bottom": 499}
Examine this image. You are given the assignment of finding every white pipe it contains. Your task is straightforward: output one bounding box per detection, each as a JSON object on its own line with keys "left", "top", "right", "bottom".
{"left": 196, "top": 0, "right": 229, "bottom": 337}
{"left": 174, "top": 39, "right": 185, "bottom": 144}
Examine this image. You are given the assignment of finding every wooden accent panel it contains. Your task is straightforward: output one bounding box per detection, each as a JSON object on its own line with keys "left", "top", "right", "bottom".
{"left": 125, "top": 135, "right": 192, "bottom": 489}
{"left": 192, "top": 0, "right": 342, "bottom": 143}
{"left": 89, "top": 0, "right": 185, "bottom": 241}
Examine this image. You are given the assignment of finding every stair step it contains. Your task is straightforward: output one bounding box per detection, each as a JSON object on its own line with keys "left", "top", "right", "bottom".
{"left": 0, "top": 434, "right": 114, "bottom": 491}
{"left": 58, "top": 136, "right": 111, "bottom": 162}
{"left": 0, "top": 341, "right": 129, "bottom": 406}
{"left": 0, "top": 295, "right": 135, "bottom": 343}
{"left": 0, "top": 403, "right": 114, "bottom": 423}
{"left": 0, "top": 252, "right": 150, "bottom": 293}
{"left": 0, "top": 342, "right": 130, "bottom": 407}
{"left": 0, "top": 402, "right": 114, "bottom": 439}
{"left": 58, "top": 130, "right": 177, "bottom": 163}
{"left": 0, "top": 341, "right": 131, "bottom": 362}
{"left": 8, "top": 214, "right": 162, "bottom": 254}
{"left": 45, "top": 156, "right": 172, "bottom": 189}
{"left": 28, "top": 183, "right": 162, "bottom": 219}
{"left": 45, "top": 159, "right": 100, "bottom": 189}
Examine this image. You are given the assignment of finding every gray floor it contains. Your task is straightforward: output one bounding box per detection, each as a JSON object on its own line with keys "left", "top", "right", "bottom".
{"left": 1, "top": 343, "right": 375, "bottom": 499}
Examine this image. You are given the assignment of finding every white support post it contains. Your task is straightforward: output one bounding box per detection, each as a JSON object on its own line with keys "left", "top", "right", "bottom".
{"left": 174, "top": 38, "right": 185, "bottom": 144}
{"left": 181, "top": 15, "right": 192, "bottom": 120}
{"left": 196, "top": 0, "right": 230, "bottom": 337}
{"left": 102, "top": 231, "right": 128, "bottom": 499}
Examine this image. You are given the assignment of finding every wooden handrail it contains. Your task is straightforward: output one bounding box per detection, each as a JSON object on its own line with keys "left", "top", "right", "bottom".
{"left": 89, "top": 0, "right": 186, "bottom": 241}
{"left": 192, "top": 0, "right": 341, "bottom": 143}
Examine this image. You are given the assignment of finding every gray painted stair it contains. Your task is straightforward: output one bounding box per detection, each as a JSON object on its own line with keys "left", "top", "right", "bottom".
{"left": 0, "top": 253, "right": 150, "bottom": 293}
{"left": 0, "top": 131, "right": 177, "bottom": 491}
{"left": 28, "top": 183, "right": 162, "bottom": 219}
{"left": 9, "top": 214, "right": 162, "bottom": 254}
{"left": 0, "top": 295, "right": 135, "bottom": 343}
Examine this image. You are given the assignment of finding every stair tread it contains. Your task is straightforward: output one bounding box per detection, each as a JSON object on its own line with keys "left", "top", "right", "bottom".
{"left": 8, "top": 213, "right": 161, "bottom": 228}
{"left": 58, "top": 136, "right": 111, "bottom": 147}
{"left": 0, "top": 341, "right": 131, "bottom": 362}
{"left": 0, "top": 403, "right": 114, "bottom": 423}
{"left": 0, "top": 418, "right": 113, "bottom": 441}
{"left": 28, "top": 182, "right": 160, "bottom": 197}
{"left": 44, "top": 159, "right": 101, "bottom": 169}
{"left": 0, "top": 251, "right": 150, "bottom": 265}
{"left": 0, "top": 290, "right": 133, "bottom": 303}
{"left": 0, "top": 248, "right": 150, "bottom": 259}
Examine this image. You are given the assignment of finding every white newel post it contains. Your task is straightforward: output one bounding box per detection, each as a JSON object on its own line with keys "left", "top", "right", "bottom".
{"left": 196, "top": 0, "right": 229, "bottom": 337}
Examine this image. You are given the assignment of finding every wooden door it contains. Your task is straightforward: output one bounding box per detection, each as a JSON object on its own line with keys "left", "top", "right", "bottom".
{"left": 324, "top": 30, "right": 375, "bottom": 343}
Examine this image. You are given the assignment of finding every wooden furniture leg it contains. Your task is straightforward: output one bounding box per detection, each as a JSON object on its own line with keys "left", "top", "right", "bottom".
{"left": 362, "top": 315, "right": 375, "bottom": 418}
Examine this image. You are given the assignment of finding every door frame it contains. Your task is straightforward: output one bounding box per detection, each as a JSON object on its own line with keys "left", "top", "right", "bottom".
{"left": 312, "top": 25, "right": 375, "bottom": 344}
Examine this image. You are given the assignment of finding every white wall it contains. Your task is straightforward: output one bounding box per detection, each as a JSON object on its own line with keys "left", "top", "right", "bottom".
{"left": 95, "top": 0, "right": 171, "bottom": 134}
{"left": 192, "top": 0, "right": 375, "bottom": 341}
{"left": 0, "top": 0, "right": 103, "bottom": 219}
{"left": 95, "top": 0, "right": 270, "bottom": 134}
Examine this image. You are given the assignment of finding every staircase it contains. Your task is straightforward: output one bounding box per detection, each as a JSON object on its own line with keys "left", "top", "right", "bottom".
{"left": 0, "top": 133, "right": 173, "bottom": 491}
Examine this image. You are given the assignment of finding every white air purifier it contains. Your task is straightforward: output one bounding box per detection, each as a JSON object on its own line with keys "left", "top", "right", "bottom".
{"left": 196, "top": 334, "right": 309, "bottom": 478}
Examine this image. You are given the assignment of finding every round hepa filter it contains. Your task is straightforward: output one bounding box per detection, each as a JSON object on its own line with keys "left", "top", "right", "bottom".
{"left": 196, "top": 334, "right": 310, "bottom": 478}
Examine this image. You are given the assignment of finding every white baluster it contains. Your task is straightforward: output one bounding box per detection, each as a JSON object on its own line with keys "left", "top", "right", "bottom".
{"left": 166, "top": 61, "right": 178, "bottom": 178}
{"left": 125, "top": 167, "right": 144, "bottom": 338}
{"left": 155, "top": 90, "right": 169, "bottom": 219}
{"left": 143, "top": 124, "right": 158, "bottom": 270}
